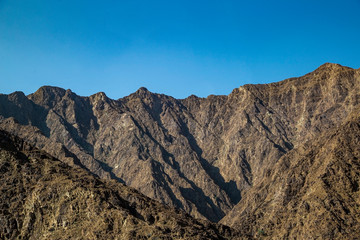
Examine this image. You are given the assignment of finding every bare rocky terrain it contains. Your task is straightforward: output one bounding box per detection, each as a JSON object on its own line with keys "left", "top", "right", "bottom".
{"left": 0, "top": 130, "right": 239, "bottom": 239}
{"left": 0, "top": 63, "right": 360, "bottom": 239}
{"left": 221, "top": 109, "right": 360, "bottom": 239}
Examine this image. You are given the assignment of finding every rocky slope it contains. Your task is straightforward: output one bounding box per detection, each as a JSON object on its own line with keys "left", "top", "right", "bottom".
{"left": 0, "top": 63, "right": 359, "bottom": 223}
{"left": 0, "top": 130, "right": 240, "bottom": 239}
{"left": 221, "top": 109, "right": 360, "bottom": 239}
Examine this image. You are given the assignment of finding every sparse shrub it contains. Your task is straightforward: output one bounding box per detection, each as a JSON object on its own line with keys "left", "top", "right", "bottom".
{"left": 258, "top": 228, "right": 266, "bottom": 236}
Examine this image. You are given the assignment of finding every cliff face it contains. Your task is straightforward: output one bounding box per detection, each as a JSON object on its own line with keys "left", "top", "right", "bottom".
{"left": 0, "top": 130, "right": 239, "bottom": 240}
{"left": 0, "top": 63, "right": 359, "bottom": 223}
{"left": 221, "top": 110, "right": 360, "bottom": 239}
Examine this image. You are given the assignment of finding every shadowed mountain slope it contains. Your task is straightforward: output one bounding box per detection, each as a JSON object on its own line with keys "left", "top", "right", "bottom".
{"left": 221, "top": 109, "right": 360, "bottom": 239}
{"left": 0, "top": 130, "right": 240, "bottom": 240}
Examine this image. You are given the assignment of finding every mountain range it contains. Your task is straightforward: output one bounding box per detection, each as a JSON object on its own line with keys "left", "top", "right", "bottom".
{"left": 1, "top": 63, "right": 359, "bottom": 239}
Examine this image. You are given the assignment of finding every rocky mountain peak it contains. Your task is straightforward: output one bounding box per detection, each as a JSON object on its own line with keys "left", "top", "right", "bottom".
{"left": 32, "top": 86, "right": 66, "bottom": 97}
{"left": 137, "top": 86, "right": 150, "bottom": 93}
{"left": 89, "top": 91, "right": 109, "bottom": 102}
{"left": 28, "top": 86, "right": 66, "bottom": 109}
{"left": 133, "top": 87, "right": 154, "bottom": 99}
{"left": 318, "top": 62, "right": 343, "bottom": 69}
{"left": 312, "top": 62, "right": 356, "bottom": 77}
{"left": 7, "top": 91, "right": 27, "bottom": 103}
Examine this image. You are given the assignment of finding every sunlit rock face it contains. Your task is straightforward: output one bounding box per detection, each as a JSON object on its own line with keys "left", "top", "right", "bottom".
{"left": 0, "top": 63, "right": 359, "bottom": 225}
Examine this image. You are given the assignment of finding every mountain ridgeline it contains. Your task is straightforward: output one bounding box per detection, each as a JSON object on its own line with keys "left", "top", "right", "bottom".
{"left": 1, "top": 63, "right": 360, "bottom": 238}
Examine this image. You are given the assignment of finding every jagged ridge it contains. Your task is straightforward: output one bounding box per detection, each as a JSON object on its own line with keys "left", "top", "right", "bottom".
{"left": 0, "top": 63, "right": 359, "bottom": 223}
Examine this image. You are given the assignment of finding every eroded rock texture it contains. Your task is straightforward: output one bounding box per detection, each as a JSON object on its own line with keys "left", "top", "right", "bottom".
{"left": 0, "top": 63, "right": 359, "bottom": 226}
{"left": 221, "top": 110, "right": 360, "bottom": 239}
{"left": 0, "top": 130, "right": 239, "bottom": 239}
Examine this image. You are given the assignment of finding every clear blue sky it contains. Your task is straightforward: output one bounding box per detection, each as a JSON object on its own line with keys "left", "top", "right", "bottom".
{"left": 1, "top": 0, "right": 359, "bottom": 99}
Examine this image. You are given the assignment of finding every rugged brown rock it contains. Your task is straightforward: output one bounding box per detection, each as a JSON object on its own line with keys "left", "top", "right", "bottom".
{"left": 0, "top": 130, "right": 240, "bottom": 239}
{"left": 221, "top": 109, "right": 360, "bottom": 239}
{"left": 0, "top": 63, "right": 359, "bottom": 228}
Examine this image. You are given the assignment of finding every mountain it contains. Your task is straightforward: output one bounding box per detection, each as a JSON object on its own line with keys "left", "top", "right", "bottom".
{"left": 0, "top": 129, "right": 239, "bottom": 239}
{"left": 221, "top": 109, "right": 360, "bottom": 239}
{"left": 0, "top": 63, "right": 359, "bottom": 224}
